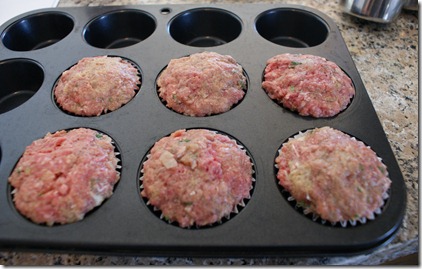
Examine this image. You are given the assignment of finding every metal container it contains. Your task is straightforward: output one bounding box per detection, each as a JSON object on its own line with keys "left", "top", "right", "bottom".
{"left": 340, "top": 0, "right": 405, "bottom": 23}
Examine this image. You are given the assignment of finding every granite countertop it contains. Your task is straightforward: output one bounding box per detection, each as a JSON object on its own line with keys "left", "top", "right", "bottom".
{"left": 0, "top": 0, "right": 418, "bottom": 265}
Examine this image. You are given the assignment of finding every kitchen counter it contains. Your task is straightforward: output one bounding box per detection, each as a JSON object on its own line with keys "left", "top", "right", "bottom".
{"left": 0, "top": 0, "right": 418, "bottom": 265}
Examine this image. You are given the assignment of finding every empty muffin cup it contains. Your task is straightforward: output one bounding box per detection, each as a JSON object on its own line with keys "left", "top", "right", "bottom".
{"left": 2, "top": 12, "right": 74, "bottom": 51}
{"left": 84, "top": 10, "right": 156, "bottom": 49}
{"left": 255, "top": 8, "right": 329, "bottom": 48}
{"left": 0, "top": 59, "right": 44, "bottom": 114}
{"left": 169, "top": 8, "right": 242, "bottom": 47}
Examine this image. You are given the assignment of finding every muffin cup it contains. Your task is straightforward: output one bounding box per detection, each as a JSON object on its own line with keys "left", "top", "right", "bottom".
{"left": 0, "top": 59, "right": 44, "bottom": 114}
{"left": 156, "top": 53, "right": 248, "bottom": 117}
{"left": 275, "top": 129, "right": 391, "bottom": 228}
{"left": 8, "top": 128, "right": 122, "bottom": 226}
{"left": 53, "top": 55, "right": 142, "bottom": 117}
{"left": 168, "top": 8, "right": 242, "bottom": 47}
{"left": 83, "top": 9, "right": 156, "bottom": 49}
{"left": 255, "top": 8, "right": 329, "bottom": 48}
{"left": 139, "top": 129, "right": 256, "bottom": 229}
{"left": 261, "top": 54, "right": 355, "bottom": 118}
{"left": 2, "top": 12, "right": 74, "bottom": 51}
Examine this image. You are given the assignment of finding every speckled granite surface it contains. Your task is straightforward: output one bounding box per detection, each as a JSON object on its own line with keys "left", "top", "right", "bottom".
{"left": 0, "top": 0, "right": 418, "bottom": 265}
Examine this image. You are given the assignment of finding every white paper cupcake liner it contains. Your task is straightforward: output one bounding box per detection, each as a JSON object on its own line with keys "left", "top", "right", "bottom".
{"left": 282, "top": 189, "right": 389, "bottom": 228}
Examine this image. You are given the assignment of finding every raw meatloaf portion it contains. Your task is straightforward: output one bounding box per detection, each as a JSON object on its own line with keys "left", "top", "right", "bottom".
{"left": 262, "top": 54, "right": 355, "bottom": 118}
{"left": 8, "top": 128, "right": 120, "bottom": 226}
{"left": 275, "top": 126, "right": 391, "bottom": 224}
{"left": 157, "top": 51, "right": 246, "bottom": 116}
{"left": 141, "top": 129, "right": 253, "bottom": 227}
{"left": 54, "top": 56, "right": 140, "bottom": 116}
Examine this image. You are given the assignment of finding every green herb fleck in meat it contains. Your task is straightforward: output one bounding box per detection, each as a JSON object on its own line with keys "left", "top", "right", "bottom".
{"left": 37, "top": 191, "right": 47, "bottom": 197}
{"left": 289, "top": 86, "right": 295, "bottom": 92}
{"left": 95, "top": 133, "right": 103, "bottom": 139}
{"left": 16, "top": 167, "right": 23, "bottom": 175}
{"left": 89, "top": 178, "right": 98, "bottom": 190}
{"left": 378, "top": 165, "right": 386, "bottom": 174}
{"left": 172, "top": 93, "right": 181, "bottom": 104}
{"left": 238, "top": 79, "right": 246, "bottom": 89}
{"left": 22, "top": 167, "right": 31, "bottom": 175}
{"left": 289, "top": 61, "right": 302, "bottom": 68}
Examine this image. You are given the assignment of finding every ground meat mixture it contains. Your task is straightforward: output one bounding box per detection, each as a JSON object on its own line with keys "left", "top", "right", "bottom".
{"left": 275, "top": 127, "right": 391, "bottom": 224}
{"left": 141, "top": 129, "right": 253, "bottom": 227}
{"left": 157, "top": 52, "right": 246, "bottom": 117}
{"left": 262, "top": 54, "right": 355, "bottom": 118}
{"left": 54, "top": 56, "right": 140, "bottom": 116}
{"left": 8, "top": 128, "right": 120, "bottom": 226}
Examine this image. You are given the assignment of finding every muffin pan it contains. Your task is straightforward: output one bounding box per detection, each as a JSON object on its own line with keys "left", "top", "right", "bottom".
{"left": 0, "top": 4, "right": 406, "bottom": 256}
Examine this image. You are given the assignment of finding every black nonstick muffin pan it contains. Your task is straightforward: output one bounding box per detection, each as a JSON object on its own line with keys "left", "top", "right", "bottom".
{"left": 0, "top": 4, "right": 407, "bottom": 257}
